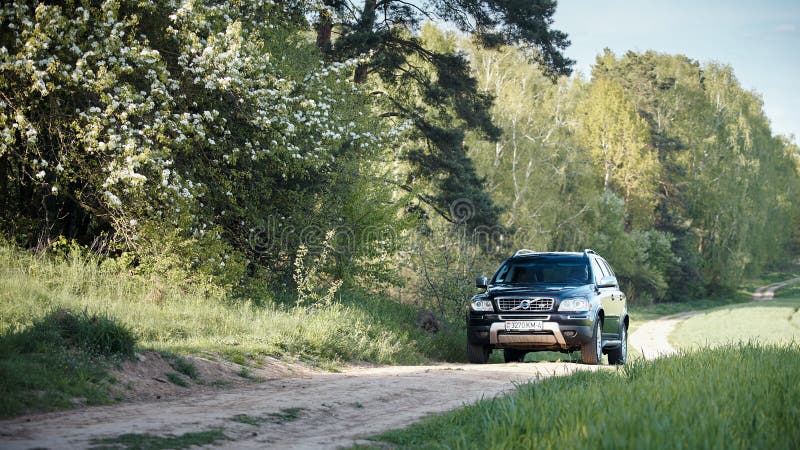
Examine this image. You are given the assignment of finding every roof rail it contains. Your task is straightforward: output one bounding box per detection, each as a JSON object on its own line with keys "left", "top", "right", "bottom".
{"left": 513, "top": 249, "right": 537, "bottom": 257}
{"left": 584, "top": 248, "right": 597, "bottom": 255}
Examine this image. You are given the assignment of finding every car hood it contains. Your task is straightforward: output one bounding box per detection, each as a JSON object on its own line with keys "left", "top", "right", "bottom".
{"left": 486, "top": 284, "right": 592, "bottom": 299}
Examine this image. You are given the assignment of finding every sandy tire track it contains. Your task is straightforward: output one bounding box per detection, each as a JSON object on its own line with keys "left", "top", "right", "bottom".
{"left": 0, "top": 361, "right": 599, "bottom": 449}
{"left": 628, "top": 311, "right": 699, "bottom": 359}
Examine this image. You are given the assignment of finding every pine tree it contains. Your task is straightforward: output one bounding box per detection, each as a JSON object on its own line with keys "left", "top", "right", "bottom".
{"left": 313, "top": 0, "right": 573, "bottom": 228}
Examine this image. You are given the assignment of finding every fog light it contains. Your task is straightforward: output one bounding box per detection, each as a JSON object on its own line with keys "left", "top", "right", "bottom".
{"left": 563, "top": 330, "right": 577, "bottom": 338}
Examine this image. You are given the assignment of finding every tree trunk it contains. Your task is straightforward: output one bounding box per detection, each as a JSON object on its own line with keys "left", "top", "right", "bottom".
{"left": 0, "top": 152, "right": 7, "bottom": 213}
{"left": 354, "top": 64, "right": 369, "bottom": 84}
{"left": 353, "top": 0, "right": 377, "bottom": 84}
{"left": 315, "top": 8, "right": 333, "bottom": 52}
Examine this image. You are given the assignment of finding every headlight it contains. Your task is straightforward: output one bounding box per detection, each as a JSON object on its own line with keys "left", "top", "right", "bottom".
{"left": 471, "top": 298, "right": 494, "bottom": 312}
{"left": 558, "top": 297, "right": 590, "bottom": 312}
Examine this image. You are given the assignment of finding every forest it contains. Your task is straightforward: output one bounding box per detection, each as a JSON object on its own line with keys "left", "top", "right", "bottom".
{"left": 1, "top": 0, "right": 799, "bottom": 316}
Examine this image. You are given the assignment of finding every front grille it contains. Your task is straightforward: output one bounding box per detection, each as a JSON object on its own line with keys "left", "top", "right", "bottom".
{"left": 496, "top": 297, "right": 554, "bottom": 312}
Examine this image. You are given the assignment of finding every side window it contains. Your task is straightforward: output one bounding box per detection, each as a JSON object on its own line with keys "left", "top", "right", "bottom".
{"left": 600, "top": 259, "right": 615, "bottom": 278}
{"left": 590, "top": 258, "right": 605, "bottom": 284}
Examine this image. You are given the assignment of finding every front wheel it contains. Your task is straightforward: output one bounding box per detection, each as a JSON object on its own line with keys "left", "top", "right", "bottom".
{"left": 581, "top": 319, "right": 602, "bottom": 365}
{"left": 467, "top": 342, "right": 490, "bottom": 364}
{"left": 608, "top": 324, "right": 627, "bottom": 365}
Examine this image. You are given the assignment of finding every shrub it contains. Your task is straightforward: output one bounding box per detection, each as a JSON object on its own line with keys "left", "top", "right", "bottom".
{"left": 13, "top": 308, "right": 135, "bottom": 357}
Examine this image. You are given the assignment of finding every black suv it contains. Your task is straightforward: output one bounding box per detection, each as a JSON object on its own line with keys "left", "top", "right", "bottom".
{"left": 467, "top": 249, "right": 628, "bottom": 365}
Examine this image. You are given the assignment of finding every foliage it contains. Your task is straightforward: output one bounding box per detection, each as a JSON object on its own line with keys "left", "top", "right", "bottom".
{"left": 312, "top": 0, "right": 574, "bottom": 229}
{"left": 464, "top": 41, "right": 800, "bottom": 303}
{"left": 0, "top": 0, "right": 402, "bottom": 287}
{"left": 293, "top": 230, "right": 342, "bottom": 308}
{"left": 591, "top": 51, "right": 800, "bottom": 296}
{"left": 372, "top": 343, "right": 800, "bottom": 449}
{"left": 406, "top": 220, "right": 499, "bottom": 319}
{"left": 576, "top": 77, "right": 660, "bottom": 228}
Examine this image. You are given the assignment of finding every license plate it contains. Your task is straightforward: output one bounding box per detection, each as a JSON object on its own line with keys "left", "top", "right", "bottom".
{"left": 505, "top": 320, "right": 544, "bottom": 331}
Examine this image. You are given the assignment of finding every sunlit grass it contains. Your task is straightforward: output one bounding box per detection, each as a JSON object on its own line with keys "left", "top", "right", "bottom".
{"left": 670, "top": 296, "right": 800, "bottom": 349}
{"left": 365, "top": 343, "right": 800, "bottom": 450}
{"left": 0, "top": 244, "right": 463, "bottom": 366}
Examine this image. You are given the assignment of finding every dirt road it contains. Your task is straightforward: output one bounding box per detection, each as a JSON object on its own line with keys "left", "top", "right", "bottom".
{"left": 0, "top": 361, "right": 598, "bottom": 449}
{"left": 6, "top": 277, "right": 797, "bottom": 449}
{"left": 628, "top": 311, "right": 698, "bottom": 359}
{"left": 751, "top": 277, "right": 800, "bottom": 301}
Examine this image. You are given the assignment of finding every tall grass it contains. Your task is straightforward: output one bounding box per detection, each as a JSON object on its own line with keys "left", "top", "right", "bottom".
{"left": 0, "top": 244, "right": 463, "bottom": 366}
{"left": 372, "top": 343, "right": 800, "bottom": 449}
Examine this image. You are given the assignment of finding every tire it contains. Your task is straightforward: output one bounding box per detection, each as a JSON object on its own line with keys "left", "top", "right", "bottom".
{"left": 608, "top": 324, "right": 627, "bottom": 365}
{"left": 467, "top": 343, "right": 490, "bottom": 364}
{"left": 581, "top": 319, "right": 603, "bottom": 365}
{"left": 503, "top": 348, "right": 526, "bottom": 363}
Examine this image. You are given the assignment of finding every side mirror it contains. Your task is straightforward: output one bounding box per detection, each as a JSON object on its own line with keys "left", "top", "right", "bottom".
{"left": 598, "top": 275, "right": 618, "bottom": 288}
{"left": 475, "top": 276, "right": 488, "bottom": 290}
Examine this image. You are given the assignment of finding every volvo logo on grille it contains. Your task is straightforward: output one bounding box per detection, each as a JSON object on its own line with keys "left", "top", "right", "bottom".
{"left": 499, "top": 297, "right": 554, "bottom": 312}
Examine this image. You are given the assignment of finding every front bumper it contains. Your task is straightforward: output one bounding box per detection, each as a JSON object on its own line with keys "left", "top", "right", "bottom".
{"left": 467, "top": 313, "right": 594, "bottom": 350}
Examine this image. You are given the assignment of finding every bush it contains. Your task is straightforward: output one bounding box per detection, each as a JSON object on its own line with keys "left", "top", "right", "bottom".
{"left": 0, "top": 308, "right": 134, "bottom": 417}
{"left": 13, "top": 309, "right": 135, "bottom": 357}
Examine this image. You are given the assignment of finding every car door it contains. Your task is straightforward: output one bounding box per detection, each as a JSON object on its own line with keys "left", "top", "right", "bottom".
{"left": 599, "top": 258, "right": 625, "bottom": 334}
{"left": 590, "top": 257, "right": 615, "bottom": 331}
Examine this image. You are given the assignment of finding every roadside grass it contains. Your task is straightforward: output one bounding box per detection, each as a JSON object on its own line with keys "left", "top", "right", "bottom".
{"left": 164, "top": 372, "right": 189, "bottom": 388}
{"left": 670, "top": 295, "right": 800, "bottom": 349}
{"left": 0, "top": 308, "right": 134, "bottom": 417}
{"left": 236, "top": 367, "right": 265, "bottom": 382}
{"left": 775, "top": 282, "right": 800, "bottom": 299}
{"left": 230, "top": 413, "right": 268, "bottom": 426}
{"left": 629, "top": 291, "right": 753, "bottom": 325}
{"left": 364, "top": 343, "right": 800, "bottom": 450}
{"left": 0, "top": 244, "right": 462, "bottom": 366}
{"left": 166, "top": 355, "right": 199, "bottom": 381}
{"left": 0, "top": 243, "right": 464, "bottom": 417}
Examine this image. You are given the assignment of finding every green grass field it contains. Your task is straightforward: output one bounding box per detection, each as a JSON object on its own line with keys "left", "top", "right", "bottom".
{"left": 0, "top": 244, "right": 463, "bottom": 417}
{"left": 670, "top": 296, "right": 800, "bottom": 349}
{"left": 362, "top": 343, "right": 800, "bottom": 449}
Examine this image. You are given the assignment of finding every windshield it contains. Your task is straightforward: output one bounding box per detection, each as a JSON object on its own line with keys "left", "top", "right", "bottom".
{"left": 492, "top": 257, "right": 590, "bottom": 285}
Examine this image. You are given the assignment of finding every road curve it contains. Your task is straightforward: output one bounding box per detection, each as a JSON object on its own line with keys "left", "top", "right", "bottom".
{"left": 0, "top": 361, "right": 600, "bottom": 450}
{"left": 628, "top": 311, "right": 698, "bottom": 360}
{"left": 751, "top": 277, "right": 800, "bottom": 301}
{"left": 630, "top": 276, "right": 800, "bottom": 360}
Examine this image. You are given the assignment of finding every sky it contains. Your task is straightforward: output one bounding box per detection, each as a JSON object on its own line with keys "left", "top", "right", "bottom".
{"left": 552, "top": 0, "right": 800, "bottom": 144}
